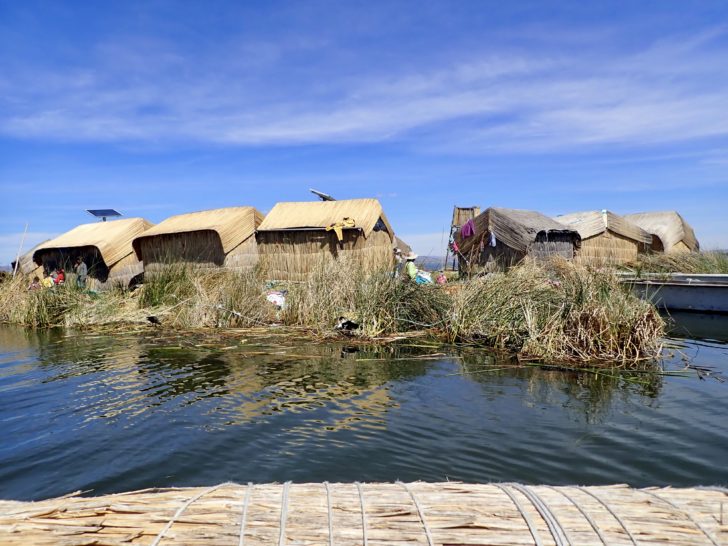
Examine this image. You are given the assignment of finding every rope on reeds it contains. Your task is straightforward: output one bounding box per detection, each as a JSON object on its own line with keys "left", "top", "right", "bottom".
{"left": 278, "top": 481, "right": 292, "bottom": 546}
{"left": 493, "top": 484, "right": 544, "bottom": 546}
{"left": 324, "top": 482, "right": 334, "bottom": 546}
{"left": 577, "top": 487, "right": 637, "bottom": 545}
{"left": 151, "top": 482, "right": 227, "bottom": 546}
{"left": 238, "top": 482, "right": 253, "bottom": 546}
{"left": 640, "top": 489, "right": 719, "bottom": 546}
{"left": 548, "top": 486, "right": 608, "bottom": 545}
{"left": 397, "top": 481, "right": 434, "bottom": 546}
{"left": 355, "top": 482, "right": 368, "bottom": 546}
{"left": 509, "top": 484, "right": 570, "bottom": 546}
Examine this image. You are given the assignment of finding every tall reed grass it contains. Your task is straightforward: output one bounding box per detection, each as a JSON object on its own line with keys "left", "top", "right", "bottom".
{"left": 283, "top": 257, "right": 449, "bottom": 336}
{"left": 0, "top": 258, "right": 664, "bottom": 364}
{"left": 628, "top": 251, "right": 728, "bottom": 275}
{"left": 448, "top": 259, "right": 664, "bottom": 364}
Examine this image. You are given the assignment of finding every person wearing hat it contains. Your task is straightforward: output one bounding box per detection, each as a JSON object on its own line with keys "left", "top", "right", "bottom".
{"left": 404, "top": 252, "right": 418, "bottom": 280}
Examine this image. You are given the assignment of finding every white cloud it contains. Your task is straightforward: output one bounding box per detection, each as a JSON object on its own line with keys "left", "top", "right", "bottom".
{"left": 1, "top": 27, "right": 727, "bottom": 152}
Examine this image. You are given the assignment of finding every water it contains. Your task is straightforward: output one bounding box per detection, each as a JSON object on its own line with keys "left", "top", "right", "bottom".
{"left": 0, "top": 320, "right": 727, "bottom": 501}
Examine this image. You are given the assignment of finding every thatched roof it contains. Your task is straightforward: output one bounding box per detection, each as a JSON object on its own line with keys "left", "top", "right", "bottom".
{"left": 624, "top": 211, "right": 699, "bottom": 252}
{"left": 458, "top": 207, "right": 579, "bottom": 254}
{"left": 556, "top": 210, "right": 652, "bottom": 244}
{"left": 131, "top": 207, "right": 263, "bottom": 258}
{"left": 257, "top": 198, "right": 394, "bottom": 241}
{"left": 33, "top": 218, "right": 154, "bottom": 268}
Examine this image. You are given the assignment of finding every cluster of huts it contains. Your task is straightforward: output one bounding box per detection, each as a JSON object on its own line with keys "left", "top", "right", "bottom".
{"left": 453, "top": 206, "right": 699, "bottom": 275}
{"left": 13, "top": 199, "right": 700, "bottom": 287}
{"left": 14, "top": 199, "right": 409, "bottom": 288}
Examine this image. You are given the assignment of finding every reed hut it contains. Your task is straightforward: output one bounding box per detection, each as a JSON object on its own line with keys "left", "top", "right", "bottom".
{"left": 456, "top": 207, "right": 581, "bottom": 274}
{"left": 256, "top": 198, "right": 395, "bottom": 281}
{"left": 556, "top": 210, "right": 651, "bottom": 265}
{"left": 32, "top": 218, "right": 153, "bottom": 289}
{"left": 624, "top": 211, "right": 699, "bottom": 253}
{"left": 131, "top": 207, "right": 264, "bottom": 274}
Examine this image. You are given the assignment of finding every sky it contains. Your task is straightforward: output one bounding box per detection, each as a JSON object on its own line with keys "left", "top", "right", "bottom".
{"left": 1, "top": 0, "right": 727, "bottom": 263}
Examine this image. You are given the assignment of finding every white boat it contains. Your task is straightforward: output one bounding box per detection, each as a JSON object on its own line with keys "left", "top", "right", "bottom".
{"left": 625, "top": 274, "right": 728, "bottom": 314}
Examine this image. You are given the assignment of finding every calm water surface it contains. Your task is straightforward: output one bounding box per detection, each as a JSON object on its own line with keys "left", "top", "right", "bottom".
{"left": 1, "top": 319, "right": 727, "bottom": 501}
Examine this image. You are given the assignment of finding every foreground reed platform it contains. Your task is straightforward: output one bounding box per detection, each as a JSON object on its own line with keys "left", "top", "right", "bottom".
{"left": 0, "top": 482, "right": 725, "bottom": 545}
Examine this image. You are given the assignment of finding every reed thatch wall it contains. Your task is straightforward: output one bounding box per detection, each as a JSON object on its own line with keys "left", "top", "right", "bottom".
{"left": 556, "top": 210, "right": 651, "bottom": 265}
{"left": 457, "top": 207, "right": 580, "bottom": 274}
{"left": 257, "top": 198, "right": 396, "bottom": 281}
{"left": 132, "top": 207, "right": 263, "bottom": 274}
{"left": 257, "top": 229, "right": 393, "bottom": 281}
{"left": 577, "top": 231, "right": 646, "bottom": 265}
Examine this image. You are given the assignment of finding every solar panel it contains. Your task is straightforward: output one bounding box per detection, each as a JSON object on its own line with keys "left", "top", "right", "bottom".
{"left": 86, "top": 209, "right": 122, "bottom": 221}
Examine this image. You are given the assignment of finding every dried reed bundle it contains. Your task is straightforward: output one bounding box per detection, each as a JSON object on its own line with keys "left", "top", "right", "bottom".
{"left": 448, "top": 258, "right": 664, "bottom": 364}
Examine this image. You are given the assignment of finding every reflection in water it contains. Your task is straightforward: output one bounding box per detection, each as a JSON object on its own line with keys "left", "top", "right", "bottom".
{"left": 666, "top": 311, "right": 728, "bottom": 343}
{"left": 457, "top": 349, "right": 662, "bottom": 424}
{"left": 0, "top": 324, "right": 727, "bottom": 501}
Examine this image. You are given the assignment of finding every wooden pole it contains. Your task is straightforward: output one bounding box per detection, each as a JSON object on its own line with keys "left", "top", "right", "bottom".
{"left": 12, "top": 223, "right": 28, "bottom": 278}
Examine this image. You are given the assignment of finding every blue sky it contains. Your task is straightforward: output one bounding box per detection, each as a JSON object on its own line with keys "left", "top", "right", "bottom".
{"left": 1, "top": 1, "right": 727, "bottom": 262}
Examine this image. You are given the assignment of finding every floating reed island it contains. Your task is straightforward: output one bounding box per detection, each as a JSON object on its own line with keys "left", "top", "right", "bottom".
{"left": 0, "top": 481, "right": 725, "bottom": 545}
{"left": 0, "top": 257, "right": 665, "bottom": 365}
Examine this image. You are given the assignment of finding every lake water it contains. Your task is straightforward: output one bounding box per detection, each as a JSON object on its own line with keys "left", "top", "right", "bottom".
{"left": 1, "top": 318, "right": 727, "bottom": 501}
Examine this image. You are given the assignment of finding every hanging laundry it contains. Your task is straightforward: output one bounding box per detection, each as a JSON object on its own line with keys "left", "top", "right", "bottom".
{"left": 460, "top": 219, "right": 476, "bottom": 238}
{"left": 325, "top": 217, "right": 356, "bottom": 242}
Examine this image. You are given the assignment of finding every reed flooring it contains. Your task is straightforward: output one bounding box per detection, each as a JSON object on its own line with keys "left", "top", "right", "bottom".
{"left": 1, "top": 482, "right": 725, "bottom": 545}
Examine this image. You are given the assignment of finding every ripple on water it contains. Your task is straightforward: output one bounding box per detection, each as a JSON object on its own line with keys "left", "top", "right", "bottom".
{"left": 0, "top": 324, "right": 727, "bottom": 500}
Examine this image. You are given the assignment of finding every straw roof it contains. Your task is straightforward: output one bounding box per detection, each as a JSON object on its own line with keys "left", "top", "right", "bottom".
{"left": 624, "top": 211, "right": 699, "bottom": 252}
{"left": 459, "top": 207, "right": 579, "bottom": 254}
{"left": 33, "top": 218, "right": 153, "bottom": 268}
{"left": 556, "top": 210, "right": 652, "bottom": 244}
{"left": 132, "top": 207, "right": 263, "bottom": 258}
{"left": 258, "top": 198, "right": 394, "bottom": 241}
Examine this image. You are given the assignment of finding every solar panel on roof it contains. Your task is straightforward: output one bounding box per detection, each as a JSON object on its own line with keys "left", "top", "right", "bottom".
{"left": 86, "top": 209, "right": 122, "bottom": 221}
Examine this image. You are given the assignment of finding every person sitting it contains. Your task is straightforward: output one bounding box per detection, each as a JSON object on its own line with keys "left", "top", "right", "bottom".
{"left": 42, "top": 273, "right": 55, "bottom": 288}
{"left": 436, "top": 271, "right": 447, "bottom": 285}
{"left": 404, "top": 252, "right": 418, "bottom": 280}
{"left": 27, "top": 276, "right": 41, "bottom": 291}
{"left": 55, "top": 268, "right": 65, "bottom": 285}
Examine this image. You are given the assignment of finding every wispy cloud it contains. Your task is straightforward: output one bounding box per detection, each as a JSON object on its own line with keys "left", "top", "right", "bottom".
{"left": 2, "top": 26, "right": 727, "bottom": 152}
